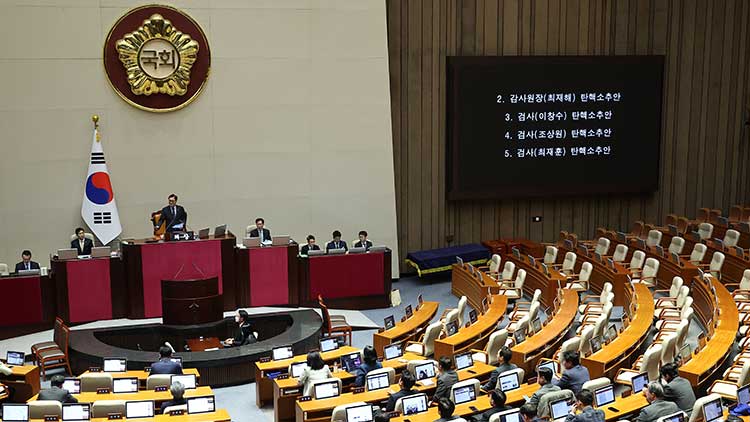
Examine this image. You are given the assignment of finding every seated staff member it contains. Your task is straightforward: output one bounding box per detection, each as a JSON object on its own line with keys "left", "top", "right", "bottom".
{"left": 300, "top": 235, "right": 320, "bottom": 256}
{"left": 435, "top": 397, "right": 458, "bottom": 422}
{"left": 554, "top": 351, "right": 590, "bottom": 395}
{"left": 527, "top": 367, "right": 560, "bottom": 408}
{"left": 482, "top": 346, "right": 517, "bottom": 392}
{"left": 326, "top": 230, "right": 348, "bottom": 252}
{"left": 299, "top": 351, "right": 333, "bottom": 396}
{"left": 151, "top": 346, "right": 183, "bottom": 375}
{"left": 660, "top": 363, "right": 696, "bottom": 416}
{"left": 472, "top": 390, "right": 509, "bottom": 422}
{"left": 431, "top": 356, "right": 458, "bottom": 405}
{"left": 38, "top": 375, "right": 78, "bottom": 403}
{"left": 161, "top": 382, "right": 186, "bottom": 413}
{"left": 160, "top": 193, "right": 187, "bottom": 232}
{"left": 248, "top": 217, "right": 271, "bottom": 242}
{"left": 635, "top": 382, "right": 680, "bottom": 422}
{"left": 519, "top": 403, "right": 541, "bottom": 422}
{"left": 564, "top": 389, "right": 604, "bottom": 422}
{"left": 385, "top": 370, "right": 418, "bottom": 412}
{"left": 71, "top": 227, "right": 93, "bottom": 256}
{"left": 353, "top": 346, "right": 382, "bottom": 387}
{"left": 224, "top": 309, "right": 256, "bottom": 346}
{"left": 15, "top": 250, "right": 39, "bottom": 272}
{"left": 354, "top": 230, "right": 373, "bottom": 250}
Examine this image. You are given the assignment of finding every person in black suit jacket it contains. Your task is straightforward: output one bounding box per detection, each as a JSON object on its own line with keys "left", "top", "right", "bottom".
{"left": 248, "top": 217, "right": 271, "bottom": 242}
{"left": 70, "top": 227, "right": 94, "bottom": 255}
{"left": 354, "top": 230, "right": 373, "bottom": 250}
{"left": 38, "top": 375, "right": 78, "bottom": 403}
{"left": 160, "top": 194, "right": 188, "bottom": 232}
{"left": 224, "top": 310, "right": 256, "bottom": 346}
{"left": 150, "top": 346, "right": 183, "bottom": 375}
{"left": 161, "top": 381, "right": 187, "bottom": 413}
{"left": 385, "top": 370, "right": 419, "bottom": 412}
{"left": 326, "top": 230, "right": 348, "bottom": 252}
{"left": 300, "top": 235, "right": 321, "bottom": 256}
{"left": 15, "top": 250, "right": 40, "bottom": 272}
{"left": 472, "top": 390, "right": 510, "bottom": 422}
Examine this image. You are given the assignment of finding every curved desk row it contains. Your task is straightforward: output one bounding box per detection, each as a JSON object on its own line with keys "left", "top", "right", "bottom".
{"left": 433, "top": 294, "right": 508, "bottom": 360}
{"left": 506, "top": 254, "right": 567, "bottom": 309}
{"left": 373, "top": 301, "right": 439, "bottom": 356}
{"left": 451, "top": 263, "right": 500, "bottom": 312}
{"left": 557, "top": 243, "right": 632, "bottom": 307}
{"left": 659, "top": 229, "right": 749, "bottom": 283}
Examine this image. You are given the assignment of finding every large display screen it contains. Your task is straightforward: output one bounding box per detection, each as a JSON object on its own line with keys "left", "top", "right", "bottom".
{"left": 447, "top": 56, "right": 664, "bottom": 200}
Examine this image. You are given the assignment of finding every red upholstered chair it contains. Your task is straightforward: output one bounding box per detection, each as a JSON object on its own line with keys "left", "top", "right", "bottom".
{"left": 317, "top": 295, "right": 352, "bottom": 346}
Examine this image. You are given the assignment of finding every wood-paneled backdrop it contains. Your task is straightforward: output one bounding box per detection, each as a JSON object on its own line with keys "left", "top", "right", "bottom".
{"left": 387, "top": 0, "right": 750, "bottom": 272}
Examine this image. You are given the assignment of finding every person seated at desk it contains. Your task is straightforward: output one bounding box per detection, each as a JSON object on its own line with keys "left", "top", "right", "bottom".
{"left": 375, "top": 414, "right": 390, "bottom": 422}
{"left": 431, "top": 356, "right": 458, "bottom": 405}
{"left": 482, "top": 346, "right": 517, "bottom": 392}
{"left": 527, "top": 367, "right": 560, "bottom": 408}
{"left": 15, "top": 250, "right": 39, "bottom": 272}
{"left": 151, "top": 346, "right": 183, "bottom": 375}
{"left": 300, "top": 235, "right": 320, "bottom": 256}
{"left": 660, "top": 363, "right": 695, "bottom": 416}
{"left": 248, "top": 217, "right": 271, "bottom": 243}
{"left": 224, "top": 309, "right": 256, "bottom": 346}
{"left": 472, "top": 390, "right": 509, "bottom": 422}
{"left": 520, "top": 403, "right": 542, "bottom": 422}
{"left": 71, "top": 227, "right": 93, "bottom": 256}
{"left": 353, "top": 346, "right": 382, "bottom": 387}
{"left": 326, "top": 230, "right": 348, "bottom": 252}
{"left": 564, "top": 389, "right": 604, "bottom": 422}
{"left": 38, "top": 375, "right": 78, "bottom": 403}
{"left": 635, "top": 382, "right": 680, "bottom": 422}
{"left": 354, "top": 230, "right": 373, "bottom": 250}
{"left": 385, "top": 369, "right": 418, "bottom": 412}
{"left": 299, "top": 351, "right": 333, "bottom": 396}
{"left": 160, "top": 194, "right": 188, "bottom": 233}
{"left": 434, "top": 397, "right": 459, "bottom": 422}
{"left": 161, "top": 381, "right": 186, "bottom": 413}
{"left": 554, "top": 351, "right": 590, "bottom": 395}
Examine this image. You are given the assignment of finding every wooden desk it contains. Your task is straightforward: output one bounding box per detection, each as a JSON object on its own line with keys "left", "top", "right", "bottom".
{"left": 255, "top": 346, "right": 360, "bottom": 407}
{"left": 0, "top": 410, "right": 231, "bottom": 422}
{"left": 186, "top": 337, "right": 223, "bottom": 351}
{"left": 28, "top": 386, "right": 214, "bottom": 404}
{"left": 583, "top": 284, "right": 654, "bottom": 379}
{"left": 558, "top": 243, "right": 631, "bottom": 307}
{"left": 708, "top": 222, "right": 750, "bottom": 249}
{"left": 680, "top": 275, "right": 738, "bottom": 389}
{"left": 0, "top": 365, "right": 40, "bottom": 402}
{"left": 373, "top": 302, "right": 439, "bottom": 356}
{"left": 79, "top": 368, "right": 201, "bottom": 388}
{"left": 506, "top": 254, "right": 567, "bottom": 309}
{"left": 388, "top": 383, "right": 540, "bottom": 422}
{"left": 433, "top": 294, "right": 508, "bottom": 360}
{"left": 451, "top": 264, "right": 499, "bottom": 313}
{"left": 603, "top": 392, "right": 648, "bottom": 421}
{"left": 295, "top": 363, "right": 496, "bottom": 422}
{"left": 511, "top": 289, "right": 578, "bottom": 376}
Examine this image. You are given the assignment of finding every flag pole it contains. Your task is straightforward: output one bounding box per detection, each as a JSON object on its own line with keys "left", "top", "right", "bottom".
{"left": 92, "top": 115, "right": 100, "bottom": 141}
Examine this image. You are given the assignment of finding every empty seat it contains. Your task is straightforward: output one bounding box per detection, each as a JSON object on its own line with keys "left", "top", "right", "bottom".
{"left": 646, "top": 230, "right": 662, "bottom": 248}
{"left": 593, "top": 238, "right": 610, "bottom": 256}
{"left": 724, "top": 229, "right": 741, "bottom": 248}
{"left": 471, "top": 329, "right": 508, "bottom": 365}
{"left": 544, "top": 246, "right": 558, "bottom": 265}
{"left": 405, "top": 322, "right": 443, "bottom": 356}
{"left": 91, "top": 401, "right": 126, "bottom": 418}
{"left": 668, "top": 237, "right": 685, "bottom": 255}
{"left": 29, "top": 401, "right": 62, "bottom": 419}
{"left": 565, "top": 262, "right": 592, "bottom": 291}
{"left": 80, "top": 372, "right": 114, "bottom": 392}
{"left": 687, "top": 243, "right": 707, "bottom": 264}
{"left": 582, "top": 377, "right": 611, "bottom": 392}
{"left": 612, "top": 244, "right": 628, "bottom": 262}
{"left": 146, "top": 374, "right": 173, "bottom": 390}
{"left": 496, "top": 269, "right": 526, "bottom": 300}
{"left": 697, "top": 223, "right": 714, "bottom": 240}
{"left": 633, "top": 258, "right": 659, "bottom": 287}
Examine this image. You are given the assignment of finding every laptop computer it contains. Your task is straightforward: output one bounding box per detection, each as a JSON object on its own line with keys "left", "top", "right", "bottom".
{"left": 103, "top": 357, "right": 127, "bottom": 372}
{"left": 313, "top": 380, "right": 341, "bottom": 399}
{"left": 6, "top": 351, "right": 24, "bottom": 366}
{"left": 320, "top": 338, "right": 339, "bottom": 353}
{"left": 62, "top": 403, "right": 91, "bottom": 421}
{"left": 197, "top": 228, "right": 210, "bottom": 239}
{"left": 550, "top": 398, "right": 572, "bottom": 422}
{"left": 308, "top": 249, "right": 326, "bottom": 256}
{"left": 348, "top": 247, "right": 366, "bottom": 254}
{"left": 345, "top": 403, "right": 374, "bottom": 422}
{"left": 594, "top": 385, "right": 615, "bottom": 407}
{"left": 272, "top": 236, "right": 290, "bottom": 246}
{"left": 454, "top": 352, "right": 473, "bottom": 370}
{"left": 62, "top": 378, "right": 81, "bottom": 394}
{"left": 365, "top": 372, "right": 390, "bottom": 391}
{"left": 243, "top": 237, "right": 261, "bottom": 248}
{"left": 57, "top": 248, "right": 78, "bottom": 260}
{"left": 16, "top": 269, "right": 40, "bottom": 276}
{"left": 125, "top": 401, "right": 154, "bottom": 419}
{"left": 401, "top": 393, "right": 428, "bottom": 415}
{"left": 91, "top": 246, "right": 111, "bottom": 258}
{"left": 452, "top": 384, "right": 476, "bottom": 404}
{"left": 498, "top": 371, "right": 520, "bottom": 392}
{"left": 2, "top": 404, "right": 29, "bottom": 421}
{"left": 661, "top": 411, "right": 686, "bottom": 422}
{"left": 383, "top": 344, "right": 403, "bottom": 360}
{"left": 187, "top": 396, "right": 215, "bottom": 414}
{"left": 368, "top": 245, "right": 386, "bottom": 253}
{"left": 112, "top": 377, "right": 139, "bottom": 393}
{"left": 271, "top": 346, "right": 294, "bottom": 361}
{"left": 328, "top": 248, "right": 346, "bottom": 255}
{"left": 214, "top": 225, "right": 227, "bottom": 237}
{"left": 495, "top": 408, "right": 521, "bottom": 422}
{"left": 631, "top": 372, "right": 649, "bottom": 393}
{"left": 702, "top": 397, "right": 723, "bottom": 422}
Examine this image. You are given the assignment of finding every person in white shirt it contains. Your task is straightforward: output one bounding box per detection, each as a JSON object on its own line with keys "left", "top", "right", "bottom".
{"left": 299, "top": 351, "right": 333, "bottom": 396}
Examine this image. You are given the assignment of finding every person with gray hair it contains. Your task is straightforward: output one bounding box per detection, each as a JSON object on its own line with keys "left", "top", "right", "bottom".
{"left": 161, "top": 381, "right": 186, "bottom": 413}
{"left": 634, "top": 382, "right": 680, "bottom": 422}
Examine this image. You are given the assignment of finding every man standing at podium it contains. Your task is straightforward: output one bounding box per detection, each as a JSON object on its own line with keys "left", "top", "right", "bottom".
{"left": 15, "top": 250, "right": 40, "bottom": 272}
{"left": 160, "top": 194, "right": 187, "bottom": 232}
{"left": 71, "top": 228, "right": 93, "bottom": 255}
{"left": 248, "top": 217, "right": 271, "bottom": 242}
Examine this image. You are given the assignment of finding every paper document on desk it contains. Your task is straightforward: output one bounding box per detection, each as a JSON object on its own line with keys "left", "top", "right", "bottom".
{"left": 420, "top": 379, "right": 435, "bottom": 386}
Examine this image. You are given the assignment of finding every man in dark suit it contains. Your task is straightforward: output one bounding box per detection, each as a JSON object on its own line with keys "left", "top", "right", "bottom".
{"left": 385, "top": 370, "right": 418, "bottom": 412}
{"left": 527, "top": 367, "right": 560, "bottom": 408}
{"left": 660, "top": 363, "right": 696, "bottom": 416}
{"left": 150, "top": 346, "right": 183, "bottom": 375}
{"left": 635, "top": 382, "right": 680, "bottom": 422}
{"left": 326, "top": 230, "right": 348, "bottom": 252}
{"left": 38, "top": 375, "right": 78, "bottom": 403}
{"left": 248, "top": 217, "right": 271, "bottom": 242}
{"left": 482, "top": 346, "right": 518, "bottom": 392}
{"left": 70, "top": 227, "right": 93, "bottom": 255}
{"left": 431, "top": 356, "right": 459, "bottom": 405}
{"left": 354, "top": 230, "right": 373, "bottom": 250}
{"left": 564, "top": 389, "right": 604, "bottom": 422}
{"left": 554, "top": 351, "right": 590, "bottom": 395}
{"left": 15, "top": 250, "right": 40, "bottom": 272}
{"left": 160, "top": 194, "right": 188, "bottom": 233}
{"left": 472, "top": 390, "right": 510, "bottom": 422}
{"left": 300, "top": 235, "right": 321, "bottom": 256}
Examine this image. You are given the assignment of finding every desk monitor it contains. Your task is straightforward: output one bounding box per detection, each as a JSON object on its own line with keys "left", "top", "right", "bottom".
{"left": 668, "top": 225, "right": 678, "bottom": 236}
{"left": 631, "top": 372, "right": 649, "bottom": 393}
{"left": 452, "top": 384, "right": 476, "bottom": 405}
{"left": 540, "top": 262, "right": 550, "bottom": 277}
{"left": 445, "top": 321, "right": 458, "bottom": 336}
{"left": 313, "top": 380, "right": 341, "bottom": 399}
{"left": 103, "top": 357, "right": 127, "bottom": 372}
{"left": 341, "top": 353, "right": 362, "bottom": 373}
{"left": 414, "top": 362, "right": 436, "bottom": 381}
{"left": 550, "top": 398, "right": 571, "bottom": 422}
{"left": 290, "top": 362, "right": 308, "bottom": 378}
{"left": 606, "top": 325, "right": 618, "bottom": 342}
{"left": 405, "top": 304, "right": 413, "bottom": 318}
{"left": 564, "top": 240, "right": 574, "bottom": 250}
{"left": 679, "top": 344, "right": 692, "bottom": 362}
{"left": 171, "top": 374, "right": 197, "bottom": 389}
{"left": 91, "top": 246, "right": 111, "bottom": 258}
{"left": 735, "top": 246, "right": 745, "bottom": 259}
{"left": 607, "top": 258, "right": 615, "bottom": 270}
{"left": 469, "top": 309, "right": 478, "bottom": 324}
{"left": 17, "top": 269, "right": 41, "bottom": 276}
{"left": 58, "top": 248, "right": 78, "bottom": 260}
{"left": 366, "top": 372, "right": 390, "bottom": 391}
{"left": 654, "top": 245, "right": 664, "bottom": 257}
{"left": 345, "top": 403, "right": 374, "bottom": 422}
{"left": 272, "top": 236, "right": 290, "bottom": 246}
{"left": 383, "top": 344, "right": 403, "bottom": 361}
{"left": 2, "top": 404, "right": 29, "bottom": 421}
{"left": 531, "top": 317, "right": 542, "bottom": 335}
{"left": 384, "top": 315, "right": 395, "bottom": 330}
{"left": 272, "top": 346, "right": 294, "bottom": 361}
{"left": 527, "top": 255, "right": 536, "bottom": 267}
{"left": 187, "top": 396, "right": 215, "bottom": 414}
{"left": 454, "top": 352, "right": 473, "bottom": 371}
{"left": 738, "top": 384, "right": 750, "bottom": 406}
{"left": 498, "top": 371, "right": 520, "bottom": 392}
{"left": 538, "top": 361, "right": 558, "bottom": 375}
{"left": 702, "top": 397, "right": 722, "bottom": 422}
{"left": 62, "top": 404, "right": 90, "bottom": 421}
{"left": 594, "top": 252, "right": 603, "bottom": 263}
{"left": 125, "top": 401, "right": 154, "bottom": 419}
{"left": 617, "top": 232, "right": 627, "bottom": 242}
{"left": 514, "top": 329, "right": 526, "bottom": 345}
{"left": 243, "top": 237, "right": 261, "bottom": 248}
{"left": 368, "top": 245, "right": 387, "bottom": 253}
{"left": 320, "top": 338, "right": 339, "bottom": 353}
{"left": 594, "top": 385, "right": 615, "bottom": 407}
{"left": 661, "top": 411, "right": 686, "bottom": 422}
{"left": 349, "top": 247, "right": 366, "bottom": 254}
{"left": 62, "top": 378, "right": 81, "bottom": 394}
{"left": 197, "top": 228, "right": 210, "bottom": 239}
{"left": 482, "top": 297, "right": 489, "bottom": 312}
{"left": 6, "top": 351, "right": 24, "bottom": 366}
{"left": 328, "top": 248, "right": 347, "bottom": 255}
{"left": 308, "top": 249, "right": 326, "bottom": 256}
{"left": 214, "top": 224, "right": 227, "bottom": 237}
{"left": 496, "top": 408, "right": 521, "bottom": 422}
{"left": 590, "top": 336, "right": 602, "bottom": 353}
{"left": 113, "top": 377, "right": 139, "bottom": 394}
{"left": 401, "top": 393, "right": 429, "bottom": 415}
{"left": 512, "top": 248, "right": 521, "bottom": 259}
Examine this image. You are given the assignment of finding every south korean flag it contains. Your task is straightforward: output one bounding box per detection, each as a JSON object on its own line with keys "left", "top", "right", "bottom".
{"left": 81, "top": 121, "right": 122, "bottom": 245}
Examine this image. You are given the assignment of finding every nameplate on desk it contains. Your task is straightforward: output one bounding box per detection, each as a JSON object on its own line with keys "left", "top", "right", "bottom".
{"left": 277, "top": 373, "right": 290, "bottom": 380}
{"left": 465, "top": 322, "right": 471, "bottom": 328}
{"left": 168, "top": 410, "right": 185, "bottom": 416}
{"left": 259, "top": 357, "right": 272, "bottom": 363}
{"left": 107, "top": 414, "right": 123, "bottom": 420}
{"left": 154, "top": 386, "right": 168, "bottom": 392}
{"left": 97, "top": 388, "right": 110, "bottom": 394}
{"left": 144, "top": 366, "right": 151, "bottom": 372}
{"left": 44, "top": 416, "right": 59, "bottom": 421}
{"left": 387, "top": 412, "right": 400, "bottom": 418}
{"left": 400, "top": 316, "right": 407, "bottom": 323}
{"left": 352, "top": 387, "right": 365, "bottom": 394}
{"left": 89, "top": 367, "right": 102, "bottom": 372}
{"left": 299, "top": 396, "right": 313, "bottom": 402}
{"left": 282, "top": 388, "right": 301, "bottom": 396}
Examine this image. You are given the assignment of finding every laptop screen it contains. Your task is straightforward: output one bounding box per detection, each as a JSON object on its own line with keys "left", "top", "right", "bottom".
{"left": 272, "top": 346, "right": 294, "bottom": 361}
{"left": 366, "top": 373, "right": 390, "bottom": 391}
{"left": 384, "top": 315, "right": 395, "bottom": 330}
{"left": 498, "top": 409, "right": 521, "bottom": 422}
{"left": 590, "top": 336, "right": 602, "bottom": 353}
{"left": 631, "top": 373, "right": 649, "bottom": 393}
{"left": 514, "top": 329, "right": 526, "bottom": 344}
{"left": 452, "top": 385, "right": 476, "bottom": 404}
{"left": 402, "top": 394, "right": 428, "bottom": 415}
{"left": 313, "top": 380, "right": 340, "bottom": 399}
{"left": 738, "top": 384, "right": 750, "bottom": 405}
{"left": 550, "top": 399, "right": 571, "bottom": 421}
{"left": 414, "top": 362, "right": 435, "bottom": 380}
{"left": 62, "top": 404, "right": 90, "bottom": 421}
{"left": 469, "top": 309, "right": 478, "bottom": 324}
{"left": 290, "top": 362, "right": 308, "bottom": 378}
{"left": 594, "top": 385, "right": 615, "bottom": 407}
{"left": 703, "top": 398, "right": 722, "bottom": 422}
{"left": 62, "top": 378, "right": 81, "bottom": 394}
{"left": 341, "top": 353, "right": 362, "bottom": 373}
{"left": 345, "top": 403, "right": 374, "bottom": 422}
{"left": 384, "top": 344, "right": 402, "bottom": 360}
{"left": 113, "top": 377, "right": 139, "bottom": 393}
{"left": 538, "top": 361, "right": 557, "bottom": 375}
{"left": 2, "top": 404, "right": 29, "bottom": 422}
{"left": 187, "top": 396, "right": 215, "bottom": 414}
{"left": 455, "top": 352, "right": 473, "bottom": 370}
{"left": 125, "top": 401, "right": 154, "bottom": 419}
{"left": 663, "top": 412, "right": 685, "bottom": 422}
{"left": 171, "top": 374, "right": 197, "bottom": 389}
{"left": 320, "top": 338, "right": 339, "bottom": 353}
{"left": 446, "top": 321, "right": 458, "bottom": 336}
{"left": 405, "top": 305, "right": 413, "bottom": 318}
{"left": 498, "top": 372, "right": 520, "bottom": 392}
{"left": 6, "top": 351, "right": 24, "bottom": 366}
{"left": 103, "top": 358, "right": 127, "bottom": 372}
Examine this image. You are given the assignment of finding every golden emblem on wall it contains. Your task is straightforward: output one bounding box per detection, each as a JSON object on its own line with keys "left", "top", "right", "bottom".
{"left": 116, "top": 14, "right": 198, "bottom": 96}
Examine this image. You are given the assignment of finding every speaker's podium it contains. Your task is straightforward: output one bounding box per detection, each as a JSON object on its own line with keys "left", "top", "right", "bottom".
{"left": 161, "top": 277, "right": 223, "bottom": 325}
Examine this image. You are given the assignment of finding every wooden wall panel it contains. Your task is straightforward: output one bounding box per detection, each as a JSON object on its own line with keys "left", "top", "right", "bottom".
{"left": 386, "top": 0, "right": 750, "bottom": 273}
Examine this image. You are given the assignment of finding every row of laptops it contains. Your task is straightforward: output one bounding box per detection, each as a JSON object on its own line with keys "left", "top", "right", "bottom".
{"left": 1, "top": 396, "right": 216, "bottom": 422}
{"left": 57, "top": 246, "right": 111, "bottom": 260}
{"left": 242, "top": 235, "right": 290, "bottom": 247}
{"left": 99, "top": 356, "right": 182, "bottom": 373}
{"left": 60, "top": 374, "right": 197, "bottom": 394}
